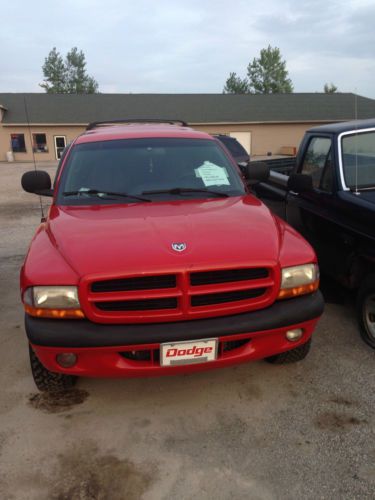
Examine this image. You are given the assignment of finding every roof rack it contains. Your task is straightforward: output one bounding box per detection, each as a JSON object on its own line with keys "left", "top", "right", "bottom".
{"left": 86, "top": 119, "right": 188, "bottom": 131}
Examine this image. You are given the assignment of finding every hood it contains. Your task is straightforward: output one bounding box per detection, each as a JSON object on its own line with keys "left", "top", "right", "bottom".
{"left": 46, "top": 196, "right": 281, "bottom": 279}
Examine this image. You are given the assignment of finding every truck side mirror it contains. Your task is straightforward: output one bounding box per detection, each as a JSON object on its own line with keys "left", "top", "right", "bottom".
{"left": 243, "top": 162, "right": 270, "bottom": 184}
{"left": 21, "top": 170, "right": 53, "bottom": 197}
{"left": 237, "top": 161, "right": 249, "bottom": 171}
{"left": 288, "top": 173, "right": 313, "bottom": 193}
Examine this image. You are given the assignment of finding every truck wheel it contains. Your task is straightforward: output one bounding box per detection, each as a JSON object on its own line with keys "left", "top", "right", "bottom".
{"left": 357, "top": 275, "right": 375, "bottom": 349}
{"left": 265, "top": 339, "right": 311, "bottom": 364}
{"left": 29, "top": 345, "right": 77, "bottom": 392}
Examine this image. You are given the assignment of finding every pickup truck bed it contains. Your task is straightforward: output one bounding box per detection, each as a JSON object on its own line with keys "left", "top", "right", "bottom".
{"left": 256, "top": 156, "right": 296, "bottom": 176}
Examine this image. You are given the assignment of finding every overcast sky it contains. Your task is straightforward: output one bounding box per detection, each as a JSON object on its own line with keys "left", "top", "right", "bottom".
{"left": 1, "top": 0, "right": 374, "bottom": 97}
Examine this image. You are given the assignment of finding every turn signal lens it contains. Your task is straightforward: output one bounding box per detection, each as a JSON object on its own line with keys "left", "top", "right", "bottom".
{"left": 278, "top": 264, "right": 319, "bottom": 300}
{"left": 24, "top": 305, "right": 84, "bottom": 319}
{"left": 278, "top": 281, "right": 319, "bottom": 299}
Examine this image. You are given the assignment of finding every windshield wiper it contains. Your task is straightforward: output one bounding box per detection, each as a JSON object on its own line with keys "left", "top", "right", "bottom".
{"left": 63, "top": 189, "right": 151, "bottom": 202}
{"left": 142, "top": 187, "right": 229, "bottom": 198}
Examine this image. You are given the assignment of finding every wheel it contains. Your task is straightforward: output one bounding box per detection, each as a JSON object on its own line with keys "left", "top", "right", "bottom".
{"left": 29, "top": 345, "right": 77, "bottom": 392}
{"left": 265, "top": 339, "right": 311, "bottom": 364}
{"left": 357, "top": 275, "right": 375, "bottom": 349}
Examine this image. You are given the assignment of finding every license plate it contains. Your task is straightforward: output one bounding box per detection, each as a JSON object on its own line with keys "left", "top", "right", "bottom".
{"left": 160, "top": 338, "right": 218, "bottom": 366}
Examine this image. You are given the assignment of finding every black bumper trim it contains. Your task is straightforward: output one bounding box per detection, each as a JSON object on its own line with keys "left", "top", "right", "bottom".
{"left": 25, "top": 291, "right": 324, "bottom": 348}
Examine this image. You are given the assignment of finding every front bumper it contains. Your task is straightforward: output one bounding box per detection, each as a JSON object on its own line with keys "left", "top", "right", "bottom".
{"left": 27, "top": 291, "right": 324, "bottom": 377}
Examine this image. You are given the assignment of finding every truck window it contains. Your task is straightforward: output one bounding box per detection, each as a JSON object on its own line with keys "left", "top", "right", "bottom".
{"left": 320, "top": 155, "right": 333, "bottom": 192}
{"left": 301, "top": 137, "right": 332, "bottom": 190}
{"left": 342, "top": 130, "right": 375, "bottom": 189}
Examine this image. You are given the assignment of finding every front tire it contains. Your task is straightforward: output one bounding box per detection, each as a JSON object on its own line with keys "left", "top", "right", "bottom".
{"left": 265, "top": 339, "right": 311, "bottom": 364}
{"left": 29, "top": 345, "right": 77, "bottom": 392}
{"left": 357, "top": 275, "right": 375, "bottom": 349}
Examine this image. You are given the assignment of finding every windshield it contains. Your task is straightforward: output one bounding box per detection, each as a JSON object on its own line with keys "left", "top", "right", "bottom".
{"left": 341, "top": 131, "right": 375, "bottom": 189}
{"left": 57, "top": 138, "right": 245, "bottom": 204}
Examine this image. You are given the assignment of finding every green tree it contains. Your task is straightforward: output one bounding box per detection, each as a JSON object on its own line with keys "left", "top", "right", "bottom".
{"left": 223, "top": 46, "right": 293, "bottom": 94}
{"left": 223, "top": 72, "right": 249, "bottom": 94}
{"left": 40, "top": 47, "right": 99, "bottom": 94}
{"left": 247, "top": 45, "right": 293, "bottom": 94}
{"left": 40, "top": 47, "right": 66, "bottom": 93}
{"left": 324, "top": 82, "right": 338, "bottom": 93}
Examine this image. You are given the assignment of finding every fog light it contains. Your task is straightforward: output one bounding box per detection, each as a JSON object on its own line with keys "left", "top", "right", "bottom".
{"left": 286, "top": 328, "right": 303, "bottom": 342}
{"left": 56, "top": 353, "right": 77, "bottom": 368}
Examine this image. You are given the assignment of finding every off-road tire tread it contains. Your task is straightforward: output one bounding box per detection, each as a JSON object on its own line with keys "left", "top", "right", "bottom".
{"left": 265, "top": 339, "right": 311, "bottom": 364}
{"left": 29, "top": 345, "right": 77, "bottom": 392}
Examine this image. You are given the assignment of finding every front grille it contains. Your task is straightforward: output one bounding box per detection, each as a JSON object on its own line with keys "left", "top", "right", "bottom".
{"left": 95, "top": 297, "right": 178, "bottom": 311}
{"left": 191, "top": 288, "right": 266, "bottom": 307}
{"left": 84, "top": 267, "right": 275, "bottom": 322}
{"left": 92, "top": 274, "right": 176, "bottom": 292}
{"left": 190, "top": 268, "right": 268, "bottom": 286}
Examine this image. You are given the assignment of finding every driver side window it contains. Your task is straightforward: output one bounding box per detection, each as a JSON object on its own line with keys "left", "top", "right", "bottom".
{"left": 301, "top": 137, "right": 332, "bottom": 191}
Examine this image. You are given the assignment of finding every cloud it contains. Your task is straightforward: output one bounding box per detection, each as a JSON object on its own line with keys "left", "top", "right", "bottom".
{"left": 0, "top": 0, "right": 374, "bottom": 97}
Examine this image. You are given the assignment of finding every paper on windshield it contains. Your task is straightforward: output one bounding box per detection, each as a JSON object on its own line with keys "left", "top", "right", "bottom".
{"left": 195, "top": 161, "right": 230, "bottom": 187}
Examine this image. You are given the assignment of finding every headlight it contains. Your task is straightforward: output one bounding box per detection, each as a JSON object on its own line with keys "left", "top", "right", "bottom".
{"left": 23, "top": 286, "right": 84, "bottom": 319}
{"left": 278, "top": 264, "right": 319, "bottom": 299}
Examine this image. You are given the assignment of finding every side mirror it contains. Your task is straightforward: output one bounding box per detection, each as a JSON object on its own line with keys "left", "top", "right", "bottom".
{"left": 243, "top": 162, "right": 270, "bottom": 184}
{"left": 288, "top": 173, "right": 313, "bottom": 193}
{"left": 21, "top": 170, "right": 53, "bottom": 196}
{"left": 237, "top": 161, "right": 249, "bottom": 170}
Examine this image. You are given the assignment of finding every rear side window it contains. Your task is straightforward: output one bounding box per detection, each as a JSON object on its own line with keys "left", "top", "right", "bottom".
{"left": 301, "top": 137, "right": 332, "bottom": 190}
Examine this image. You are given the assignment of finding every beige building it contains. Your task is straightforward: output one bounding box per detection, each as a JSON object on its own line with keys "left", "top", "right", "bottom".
{"left": 1, "top": 92, "right": 375, "bottom": 162}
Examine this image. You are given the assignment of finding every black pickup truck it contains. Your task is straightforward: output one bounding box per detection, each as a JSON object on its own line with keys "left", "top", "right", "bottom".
{"left": 254, "top": 119, "right": 375, "bottom": 348}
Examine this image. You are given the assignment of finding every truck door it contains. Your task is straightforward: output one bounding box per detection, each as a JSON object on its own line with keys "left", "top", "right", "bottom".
{"left": 254, "top": 171, "right": 288, "bottom": 219}
{"left": 286, "top": 136, "right": 337, "bottom": 269}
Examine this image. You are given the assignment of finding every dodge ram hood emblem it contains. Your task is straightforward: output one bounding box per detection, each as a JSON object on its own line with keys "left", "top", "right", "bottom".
{"left": 172, "top": 242, "right": 187, "bottom": 252}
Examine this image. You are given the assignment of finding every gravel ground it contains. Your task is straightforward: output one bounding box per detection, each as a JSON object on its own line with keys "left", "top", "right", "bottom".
{"left": 0, "top": 163, "right": 374, "bottom": 500}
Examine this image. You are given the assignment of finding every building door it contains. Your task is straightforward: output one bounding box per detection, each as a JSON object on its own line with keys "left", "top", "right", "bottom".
{"left": 229, "top": 132, "right": 251, "bottom": 154}
{"left": 54, "top": 136, "right": 67, "bottom": 159}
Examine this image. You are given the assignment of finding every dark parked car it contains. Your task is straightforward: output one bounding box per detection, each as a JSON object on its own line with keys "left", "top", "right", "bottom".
{"left": 214, "top": 135, "right": 250, "bottom": 164}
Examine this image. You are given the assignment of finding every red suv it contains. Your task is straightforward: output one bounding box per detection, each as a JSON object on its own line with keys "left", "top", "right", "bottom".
{"left": 21, "top": 120, "right": 323, "bottom": 391}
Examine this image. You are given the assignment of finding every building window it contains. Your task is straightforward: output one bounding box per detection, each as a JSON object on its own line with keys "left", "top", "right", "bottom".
{"left": 11, "top": 133, "right": 26, "bottom": 153}
{"left": 33, "top": 133, "right": 48, "bottom": 153}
